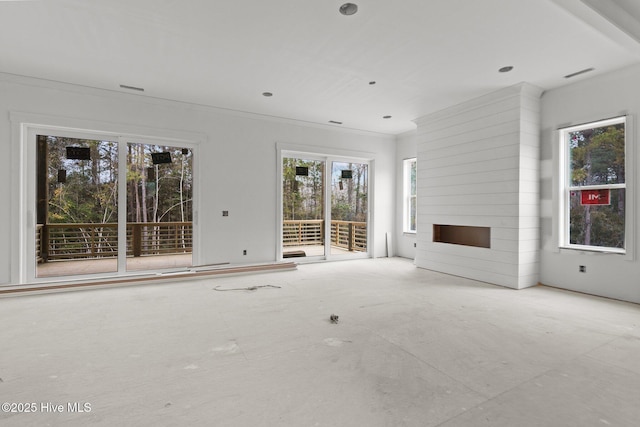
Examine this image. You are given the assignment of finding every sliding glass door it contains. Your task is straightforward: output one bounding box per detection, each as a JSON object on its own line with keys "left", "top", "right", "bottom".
{"left": 330, "top": 161, "right": 368, "bottom": 256}
{"left": 125, "top": 142, "right": 193, "bottom": 272}
{"left": 30, "top": 129, "right": 195, "bottom": 280}
{"left": 281, "top": 153, "right": 370, "bottom": 261}
{"left": 282, "top": 157, "right": 326, "bottom": 258}
{"left": 35, "top": 135, "right": 119, "bottom": 278}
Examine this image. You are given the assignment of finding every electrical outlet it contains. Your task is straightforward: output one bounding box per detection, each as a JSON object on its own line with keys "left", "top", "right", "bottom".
{"left": 579, "top": 265, "right": 586, "bottom": 273}
{"left": 243, "top": 250, "right": 247, "bottom": 255}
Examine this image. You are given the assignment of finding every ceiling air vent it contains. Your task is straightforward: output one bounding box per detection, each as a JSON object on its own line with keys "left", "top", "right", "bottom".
{"left": 564, "top": 68, "right": 595, "bottom": 79}
{"left": 119, "top": 84, "right": 144, "bottom": 92}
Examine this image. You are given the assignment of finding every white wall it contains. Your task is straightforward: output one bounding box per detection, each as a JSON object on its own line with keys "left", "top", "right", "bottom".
{"left": 540, "top": 63, "right": 640, "bottom": 304}
{"left": 414, "top": 83, "right": 542, "bottom": 289}
{"left": 395, "top": 130, "right": 417, "bottom": 259}
{"left": 0, "top": 74, "right": 396, "bottom": 285}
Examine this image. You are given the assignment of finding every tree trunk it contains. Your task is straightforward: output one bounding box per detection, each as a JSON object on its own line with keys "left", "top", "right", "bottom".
{"left": 584, "top": 149, "right": 592, "bottom": 245}
{"left": 90, "top": 142, "right": 99, "bottom": 185}
{"left": 347, "top": 163, "right": 353, "bottom": 221}
{"left": 584, "top": 205, "right": 591, "bottom": 246}
{"left": 140, "top": 145, "right": 148, "bottom": 223}
{"left": 180, "top": 153, "right": 186, "bottom": 249}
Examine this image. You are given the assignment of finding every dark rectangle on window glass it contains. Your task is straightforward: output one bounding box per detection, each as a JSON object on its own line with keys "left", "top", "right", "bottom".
{"left": 341, "top": 170, "right": 353, "bottom": 179}
{"left": 57, "top": 169, "right": 66, "bottom": 183}
{"left": 296, "top": 166, "right": 309, "bottom": 176}
{"left": 433, "top": 224, "right": 490, "bottom": 248}
{"left": 66, "top": 146, "right": 91, "bottom": 160}
{"left": 151, "top": 152, "right": 172, "bottom": 164}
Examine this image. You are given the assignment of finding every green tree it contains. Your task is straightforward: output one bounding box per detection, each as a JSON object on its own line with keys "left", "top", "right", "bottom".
{"left": 282, "top": 158, "right": 324, "bottom": 220}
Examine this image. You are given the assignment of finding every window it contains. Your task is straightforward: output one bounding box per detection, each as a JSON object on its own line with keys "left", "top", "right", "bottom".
{"left": 559, "top": 116, "right": 627, "bottom": 253}
{"left": 403, "top": 158, "right": 417, "bottom": 233}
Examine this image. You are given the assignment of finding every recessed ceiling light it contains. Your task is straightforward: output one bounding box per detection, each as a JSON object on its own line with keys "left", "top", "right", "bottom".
{"left": 383, "top": 115, "right": 392, "bottom": 119}
{"left": 329, "top": 120, "right": 343, "bottom": 125}
{"left": 120, "top": 84, "right": 144, "bottom": 92}
{"left": 564, "top": 68, "right": 595, "bottom": 79}
{"left": 498, "top": 66, "right": 514, "bottom": 73}
{"left": 339, "top": 3, "right": 358, "bottom": 16}
{"left": 262, "top": 92, "right": 273, "bottom": 97}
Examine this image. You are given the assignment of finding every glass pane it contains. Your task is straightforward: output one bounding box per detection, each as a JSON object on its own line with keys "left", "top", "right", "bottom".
{"left": 410, "top": 159, "right": 417, "bottom": 196}
{"left": 569, "top": 188, "right": 625, "bottom": 249}
{"left": 282, "top": 158, "right": 325, "bottom": 257}
{"left": 126, "top": 143, "right": 193, "bottom": 271}
{"left": 569, "top": 122, "right": 625, "bottom": 187}
{"left": 331, "top": 161, "right": 368, "bottom": 255}
{"left": 410, "top": 196, "right": 417, "bottom": 232}
{"left": 36, "top": 136, "right": 118, "bottom": 278}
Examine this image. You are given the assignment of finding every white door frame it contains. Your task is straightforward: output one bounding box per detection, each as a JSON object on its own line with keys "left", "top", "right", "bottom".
{"left": 276, "top": 143, "right": 375, "bottom": 262}
{"left": 11, "top": 114, "right": 202, "bottom": 284}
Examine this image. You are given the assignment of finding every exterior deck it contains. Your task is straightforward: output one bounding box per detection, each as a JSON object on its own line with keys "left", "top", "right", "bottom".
{"left": 37, "top": 254, "right": 193, "bottom": 278}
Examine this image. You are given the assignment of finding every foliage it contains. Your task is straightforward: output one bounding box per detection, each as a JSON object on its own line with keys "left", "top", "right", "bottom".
{"left": 41, "top": 137, "right": 193, "bottom": 225}
{"left": 282, "top": 158, "right": 368, "bottom": 222}
{"left": 331, "top": 162, "right": 367, "bottom": 222}
{"left": 126, "top": 143, "right": 193, "bottom": 223}
{"left": 45, "top": 137, "right": 118, "bottom": 224}
{"left": 282, "top": 158, "right": 324, "bottom": 220}
{"left": 569, "top": 125, "right": 624, "bottom": 186}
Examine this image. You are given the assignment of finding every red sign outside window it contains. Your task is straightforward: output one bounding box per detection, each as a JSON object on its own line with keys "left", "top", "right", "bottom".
{"left": 580, "top": 189, "right": 610, "bottom": 206}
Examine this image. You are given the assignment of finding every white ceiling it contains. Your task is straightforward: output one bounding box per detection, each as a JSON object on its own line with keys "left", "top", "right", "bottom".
{"left": 1, "top": 0, "right": 640, "bottom": 134}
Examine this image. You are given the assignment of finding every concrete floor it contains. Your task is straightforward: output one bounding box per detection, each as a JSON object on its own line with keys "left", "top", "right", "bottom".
{"left": 1, "top": 257, "right": 639, "bottom": 426}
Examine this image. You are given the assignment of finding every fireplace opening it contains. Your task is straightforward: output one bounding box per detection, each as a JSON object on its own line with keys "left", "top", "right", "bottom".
{"left": 433, "top": 225, "right": 490, "bottom": 248}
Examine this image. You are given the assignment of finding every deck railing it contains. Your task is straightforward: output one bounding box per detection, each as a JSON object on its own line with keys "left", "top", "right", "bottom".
{"left": 36, "top": 224, "right": 44, "bottom": 263}
{"left": 283, "top": 219, "right": 324, "bottom": 247}
{"left": 283, "top": 219, "right": 367, "bottom": 252}
{"left": 38, "top": 219, "right": 365, "bottom": 262}
{"left": 127, "top": 222, "right": 192, "bottom": 257}
{"left": 331, "top": 220, "right": 367, "bottom": 252}
{"left": 38, "top": 222, "right": 192, "bottom": 262}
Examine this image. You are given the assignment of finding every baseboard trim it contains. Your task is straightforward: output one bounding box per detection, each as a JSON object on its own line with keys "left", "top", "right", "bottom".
{"left": 0, "top": 262, "right": 297, "bottom": 297}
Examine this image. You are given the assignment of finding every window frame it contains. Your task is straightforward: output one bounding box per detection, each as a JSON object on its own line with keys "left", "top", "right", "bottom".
{"left": 403, "top": 158, "right": 417, "bottom": 234}
{"left": 558, "top": 115, "right": 629, "bottom": 254}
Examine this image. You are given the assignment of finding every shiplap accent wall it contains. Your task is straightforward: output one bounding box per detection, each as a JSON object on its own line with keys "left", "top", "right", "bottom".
{"left": 414, "top": 83, "right": 542, "bottom": 289}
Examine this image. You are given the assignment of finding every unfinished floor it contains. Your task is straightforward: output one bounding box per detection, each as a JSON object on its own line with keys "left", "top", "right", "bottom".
{"left": 1, "top": 257, "right": 639, "bottom": 426}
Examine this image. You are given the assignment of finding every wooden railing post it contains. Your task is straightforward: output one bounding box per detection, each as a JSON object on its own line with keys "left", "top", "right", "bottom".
{"left": 42, "top": 224, "right": 49, "bottom": 262}
{"left": 132, "top": 223, "right": 142, "bottom": 257}
{"left": 348, "top": 222, "right": 354, "bottom": 251}
{"left": 90, "top": 226, "right": 96, "bottom": 257}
